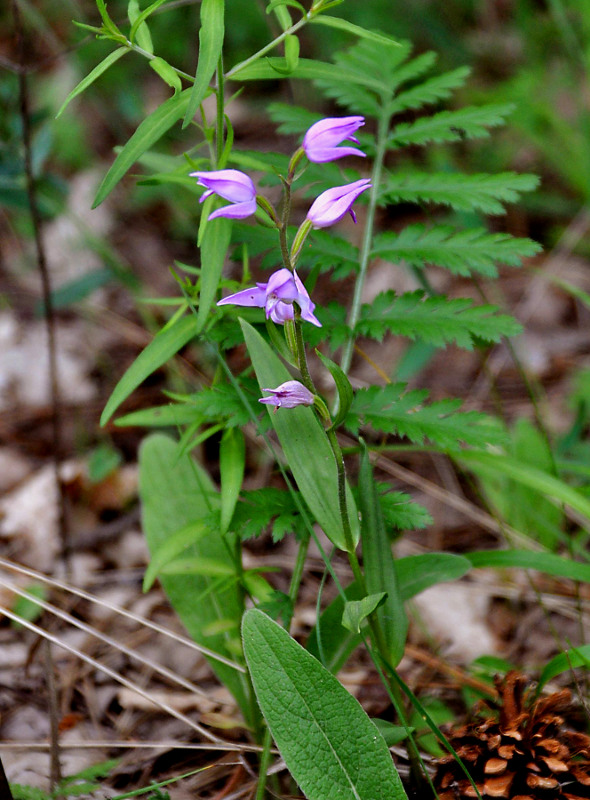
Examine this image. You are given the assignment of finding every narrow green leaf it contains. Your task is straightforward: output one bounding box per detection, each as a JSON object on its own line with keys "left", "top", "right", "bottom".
{"left": 241, "top": 320, "right": 359, "bottom": 551}
{"left": 342, "top": 592, "right": 387, "bottom": 633}
{"left": 183, "top": 0, "right": 225, "bottom": 128}
{"left": 315, "top": 350, "right": 353, "bottom": 429}
{"left": 242, "top": 609, "right": 408, "bottom": 800}
{"left": 458, "top": 451, "right": 590, "bottom": 525}
{"left": 359, "top": 445, "right": 408, "bottom": 666}
{"left": 96, "top": 0, "right": 122, "bottom": 37}
{"left": 127, "top": 0, "right": 153, "bottom": 53}
{"left": 129, "top": 0, "right": 170, "bottom": 41}
{"left": 466, "top": 549, "right": 590, "bottom": 583}
{"left": 310, "top": 15, "right": 399, "bottom": 46}
{"left": 266, "top": 0, "right": 305, "bottom": 13}
{"left": 538, "top": 646, "right": 590, "bottom": 691}
{"left": 306, "top": 581, "right": 364, "bottom": 672}
{"left": 197, "top": 216, "right": 231, "bottom": 333}
{"left": 229, "top": 58, "right": 387, "bottom": 94}
{"left": 149, "top": 56, "right": 182, "bottom": 93}
{"left": 372, "top": 720, "right": 413, "bottom": 747}
{"left": 142, "top": 521, "right": 209, "bottom": 591}
{"left": 396, "top": 553, "right": 472, "bottom": 600}
{"left": 100, "top": 315, "right": 195, "bottom": 426}
{"left": 93, "top": 89, "right": 191, "bottom": 207}
{"left": 220, "top": 427, "right": 245, "bottom": 534}
{"left": 56, "top": 47, "right": 128, "bottom": 118}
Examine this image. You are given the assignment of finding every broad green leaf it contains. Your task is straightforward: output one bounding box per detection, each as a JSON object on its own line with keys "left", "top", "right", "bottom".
{"left": 315, "top": 350, "right": 353, "bottom": 429}
{"left": 310, "top": 15, "right": 399, "bottom": 46}
{"left": 93, "top": 89, "right": 191, "bottom": 207}
{"left": 395, "top": 553, "right": 472, "bottom": 600}
{"left": 183, "top": 0, "right": 225, "bottom": 128}
{"left": 159, "top": 556, "right": 235, "bottom": 577}
{"left": 241, "top": 320, "right": 359, "bottom": 551}
{"left": 242, "top": 609, "right": 408, "bottom": 800}
{"left": 139, "top": 434, "right": 257, "bottom": 728}
{"left": 538, "top": 646, "right": 590, "bottom": 691}
{"left": 458, "top": 451, "right": 590, "bottom": 525}
{"left": 56, "top": 48, "right": 128, "bottom": 118}
{"left": 197, "top": 216, "right": 231, "bottom": 333}
{"left": 149, "top": 56, "right": 182, "bottom": 93}
{"left": 101, "top": 315, "right": 195, "bottom": 426}
{"left": 466, "top": 549, "right": 590, "bottom": 582}
{"left": 143, "top": 521, "right": 209, "bottom": 591}
{"left": 220, "top": 427, "right": 245, "bottom": 534}
{"left": 342, "top": 592, "right": 386, "bottom": 633}
{"left": 359, "top": 445, "right": 407, "bottom": 666}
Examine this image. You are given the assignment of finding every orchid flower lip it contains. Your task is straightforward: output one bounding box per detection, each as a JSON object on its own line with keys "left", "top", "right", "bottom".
{"left": 216, "top": 268, "right": 322, "bottom": 327}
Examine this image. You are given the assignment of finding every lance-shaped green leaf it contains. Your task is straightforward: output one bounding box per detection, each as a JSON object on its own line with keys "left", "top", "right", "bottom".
{"left": 101, "top": 315, "right": 195, "bottom": 426}
{"left": 93, "top": 89, "right": 191, "bottom": 207}
{"left": 538, "top": 646, "right": 590, "bottom": 691}
{"left": 466, "top": 549, "right": 590, "bottom": 583}
{"left": 197, "top": 216, "right": 231, "bottom": 334}
{"left": 359, "top": 444, "right": 407, "bottom": 667}
{"left": 242, "top": 609, "right": 408, "bottom": 800}
{"left": 220, "top": 427, "right": 245, "bottom": 535}
{"left": 241, "top": 320, "right": 359, "bottom": 551}
{"left": 56, "top": 47, "right": 128, "bottom": 118}
{"left": 183, "top": 0, "right": 224, "bottom": 128}
{"left": 310, "top": 15, "right": 400, "bottom": 46}
{"left": 315, "top": 349, "right": 353, "bottom": 428}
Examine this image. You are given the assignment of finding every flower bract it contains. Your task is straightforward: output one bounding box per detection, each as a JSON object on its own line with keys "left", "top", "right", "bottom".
{"left": 190, "top": 169, "right": 257, "bottom": 220}
{"left": 259, "top": 381, "right": 315, "bottom": 409}
{"left": 306, "top": 178, "right": 371, "bottom": 228}
{"left": 303, "top": 116, "right": 366, "bottom": 163}
{"left": 217, "top": 268, "right": 322, "bottom": 327}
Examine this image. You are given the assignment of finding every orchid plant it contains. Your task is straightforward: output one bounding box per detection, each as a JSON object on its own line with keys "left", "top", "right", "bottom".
{"left": 65, "top": 1, "right": 549, "bottom": 798}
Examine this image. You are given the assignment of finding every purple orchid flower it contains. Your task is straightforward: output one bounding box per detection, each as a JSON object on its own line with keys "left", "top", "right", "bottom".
{"left": 190, "top": 169, "right": 257, "bottom": 220}
{"left": 217, "top": 268, "right": 322, "bottom": 327}
{"left": 306, "top": 178, "right": 371, "bottom": 228}
{"left": 303, "top": 116, "right": 366, "bottom": 163}
{"left": 259, "top": 380, "right": 315, "bottom": 410}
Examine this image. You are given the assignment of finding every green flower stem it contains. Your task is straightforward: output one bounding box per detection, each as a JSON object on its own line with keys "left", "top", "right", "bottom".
{"left": 339, "top": 105, "right": 391, "bottom": 376}
{"left": 225, "top": 12, "right": 313, "bottom": 81}
{"left": 325, "top": 426, "right": 358, "bottom": 559}
{"left": 215, "top": 56, "right": 224, "bottom": 166}
{"left": 293, "top": 313, "right": 314, "bottom": 393}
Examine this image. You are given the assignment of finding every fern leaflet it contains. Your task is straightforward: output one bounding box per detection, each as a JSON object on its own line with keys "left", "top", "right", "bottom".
{"left": 390, "top": 103, "right": 515, "bottom": 147}
{"left": 372, "top": 225, "right": 541, "bottom": 277}
{"left": 387, "top": 66, "right": 471, "bottom": 115}
{"left": 345, "top": 385, "right": 505, "bottom": 450}
{"left": 379, "top": 171, "right": 540, "bottom": 214}
{"left": 355, "top": 290, "right": 522, "bottom": 349}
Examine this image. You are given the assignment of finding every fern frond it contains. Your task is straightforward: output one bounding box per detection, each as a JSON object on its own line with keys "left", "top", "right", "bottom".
{"left": 345, "top": 385, "right": 505, "bottom": 450}
{"left": 355, "top": 290, "right": 522, "bottom": 349}
{"left": 297, "top": 230, "right": 360, "bottom": 279}
{"left": 371, "top": 225, "right": 541, "bottom": 277}
{"left": 232, "top": 488, "right": 308, "bottom": 542}
{"left": 387, "top": 66, "right": 471, "bottom": 115}
{"left": 379, "top": 171, "right": 540, "bottom": 214}
{"left": 191, "top": 380, "right": 264, "bottom": 428}
{"left": 351, "top": 483, "right": 433, "bottom": 531}
{"left": 268, "top": 102, "right": 323, "bottom": 136}
{"left": 390, "top": 103, "right": 515, "bottom": 147}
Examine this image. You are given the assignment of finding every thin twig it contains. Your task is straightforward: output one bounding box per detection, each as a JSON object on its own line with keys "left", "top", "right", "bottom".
{"left": 11, "top": 0, "right": 70, "bottom": 567}
{"left": 44, "top": 641, "right": 63, "bottom": 792}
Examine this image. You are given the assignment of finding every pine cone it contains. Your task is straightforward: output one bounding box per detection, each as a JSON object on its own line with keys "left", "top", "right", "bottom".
{"left": 433, "top": 671, "right": 590, "bottom": 799}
